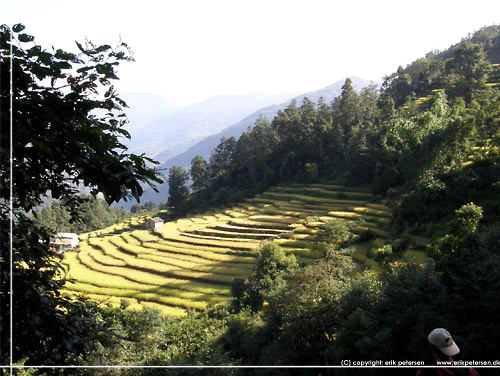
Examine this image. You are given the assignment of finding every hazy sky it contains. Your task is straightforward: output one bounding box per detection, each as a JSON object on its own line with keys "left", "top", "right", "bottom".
{"left": 4, "top": 0, "right": 500, "bottom": 105}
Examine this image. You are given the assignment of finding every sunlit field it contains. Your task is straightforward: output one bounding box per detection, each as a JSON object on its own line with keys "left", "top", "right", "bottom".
{"left": 62, "top": 183, "right": 394, "bottom": 316}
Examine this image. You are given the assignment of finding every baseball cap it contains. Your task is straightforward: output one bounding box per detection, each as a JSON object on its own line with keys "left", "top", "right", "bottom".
{"left": 428, "top": 328, "right": 460, "bottom": 356}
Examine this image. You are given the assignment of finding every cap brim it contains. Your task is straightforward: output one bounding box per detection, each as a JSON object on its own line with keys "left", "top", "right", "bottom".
{"left": 440, "top": 341, "right": 460, "bottom": 356}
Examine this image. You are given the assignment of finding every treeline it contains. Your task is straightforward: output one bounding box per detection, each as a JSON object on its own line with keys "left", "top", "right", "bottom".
{"left": 34, "top": 196, "right": 131, "bottom": 233}
{"left": 166, "top": 25, "right": 500, "bottom": 218}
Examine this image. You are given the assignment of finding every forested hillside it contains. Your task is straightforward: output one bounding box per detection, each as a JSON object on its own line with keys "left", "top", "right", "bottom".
{"left": 167, "top": 26, "right": 500, "bottom": 213}
{"left": 2, "top": 22, "right": 500, "bottom": 375}
{"left": 156, "top": 24, "right": 500, "bottom": 373}
{"left": 135, "top": 76, "right": 374, "bottom": 206}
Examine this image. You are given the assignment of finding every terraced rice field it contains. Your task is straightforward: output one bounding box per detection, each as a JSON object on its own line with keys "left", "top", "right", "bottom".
{"left": 462, "top": 139, "right": 499, "bottom": 167}
{"left": 62, "top": 183, "right": 393, "bottom": 317}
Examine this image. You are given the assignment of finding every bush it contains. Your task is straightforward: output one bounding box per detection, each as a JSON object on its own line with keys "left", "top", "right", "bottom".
{"left": 374, "top": 244, "right": 393, "bottom": 263}
{"left": 397, "top": 176, "right": 448, "bottom": 225}
{"left": 232, "top": 242, "right": 298, "bottom": 312}
{"left": 454, "top": 202, "right": 483, "bottom": 234}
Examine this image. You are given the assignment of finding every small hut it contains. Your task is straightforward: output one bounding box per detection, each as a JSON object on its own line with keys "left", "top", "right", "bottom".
{"left": 147, "top": 217, "right": 164, "bottom": 229}
{"left": 50, "top": 233, "right": 79, "bottom": 254}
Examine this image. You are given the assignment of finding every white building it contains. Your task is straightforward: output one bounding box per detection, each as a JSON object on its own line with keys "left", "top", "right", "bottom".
{"left": 147, "top": 217, "right": 164, "bottom": 229}
{"left": 50, "top": 233, "right": 79, "bottom": 253}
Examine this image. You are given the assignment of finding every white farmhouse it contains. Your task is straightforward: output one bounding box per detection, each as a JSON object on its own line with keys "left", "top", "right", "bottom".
{"left": 147, "top": 217, "right": 164, "bottom": 229}
{"left": 50, "top": 233, "right": 79, "bottom": 253}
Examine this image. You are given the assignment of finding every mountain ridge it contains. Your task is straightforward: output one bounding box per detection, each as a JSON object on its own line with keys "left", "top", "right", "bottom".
{"left": 125, "top": 92, "right": 296, "bottom": 160}
{"left": 130, "top": 76, "right": 377, "bottom": 207}
{"left": 161, "top": 76, "right": 376, "bottom": 169}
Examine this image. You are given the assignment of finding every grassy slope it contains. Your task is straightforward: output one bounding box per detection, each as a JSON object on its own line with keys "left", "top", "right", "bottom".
{"left": 62, "top": 182, "right": 394, "bottom": 317}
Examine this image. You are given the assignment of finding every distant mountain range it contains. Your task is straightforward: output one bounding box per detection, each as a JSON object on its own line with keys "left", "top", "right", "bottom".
{"left": 122, "top": 76, "right": 376, "bottom": 207}
{"left": 122, "top": 92, "right": 296, "bottom": 162}
{"left": 160, "top": 76, "right": 374, "bottom": 168}
{"left": 120, "top": 92, "right": 179, "bottom": 152}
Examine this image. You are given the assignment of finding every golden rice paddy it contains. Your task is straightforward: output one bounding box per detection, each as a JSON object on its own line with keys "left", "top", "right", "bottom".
{"left": 63, "top": 183, "right": 393, "bottom": 316}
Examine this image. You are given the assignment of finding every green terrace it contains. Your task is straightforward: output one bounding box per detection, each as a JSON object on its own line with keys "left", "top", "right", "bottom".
{"left": 62, "top": 182, "right": 394, "bottom": 317}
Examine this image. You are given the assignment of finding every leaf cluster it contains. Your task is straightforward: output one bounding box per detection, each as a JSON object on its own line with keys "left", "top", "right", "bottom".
{"left": 0, "top": 23, "right": 163, "bottom": 367}
{"left": 1, "top": 23, "right": 162, "bottom": 216}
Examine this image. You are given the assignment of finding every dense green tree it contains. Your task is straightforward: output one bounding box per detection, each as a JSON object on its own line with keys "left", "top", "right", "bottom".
{"left": 35, "top": 205, "right": 59, "bottom": 232}
{"left": 131, "top": 203, "right": 142, "bottom": 214}
{"left": 376, "top": 93, "right": 396, "bottom": 122}
{"left": 378, "top": 91, "right": 453, "bottom": 184}
{"left": 0, "top": 24, "right": 161, "bottom": 366}
{"left": 271, "top": 98, "right": 329, "bottom": 181}
{"left": 469, "top": 25, "right": 500, "bottom": 63}
{"left": 233, "top": 116, "right": 276, "bottom": 191}
{"left": 272, "top": 100, "right": 304, "bottom": 179}
{"left": 471, "top": 86, "right": 500, "bottom": 140}
{"left": 190, "top": 155, "right": 209, "bottom": 192}
{"left": 296, "top": 97, "right": 320, "bottom": 161}
{"left": 34, "top": 196, "right": 131, "bottom": 233}
{"left": 396, "top": 175, "right": 449, "bottom": 226}
{"left": 0, "top": 26, "right": 161, "bottom": 214}
{"left": 272, "top": 99, "right": 301, "bottom": 147}
{"left": 453, "top": 202, "right": 483, "bottom": 234}
{"left": 314, "top": 97, "right": 337, "bottom": 172}
{"left": 232, "top": 242, "right": 298, "bottom": 312}
{"left": 413, "top": 58, "right": 445, "bottom": 95}
{"left": 314, "top": 219, "right": 357, "bottom": 250}
{"left": 358, "top": 84, "right": 380, "bottom": 126}
{"left": 167, "top": 166, "right": 190, "bottom": 215}
{"left": 142, "top": 200, "right": 158, "bottom": 212}
{"left": 381, "top": 66, "right": 413, "bottom": 107}
{"left": 278, "top": 150, "right": 297, "bottom": 182}
{"left": 332, "top": 78, "right": 361, "bottom": 148}
{"left": 445, "top": 41, "right": 489, "bottom": 101}
{"left": 346, "top": 125, "right": 376, "bottom": 185}
{"left": 345, "top": 85, "right": 381, "bottom": 184}
{"left": 258, "top": 250, "right": 365, "bottom": 365}
{"left": 208, "top": 137, "right": 237, "bottom": 186}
